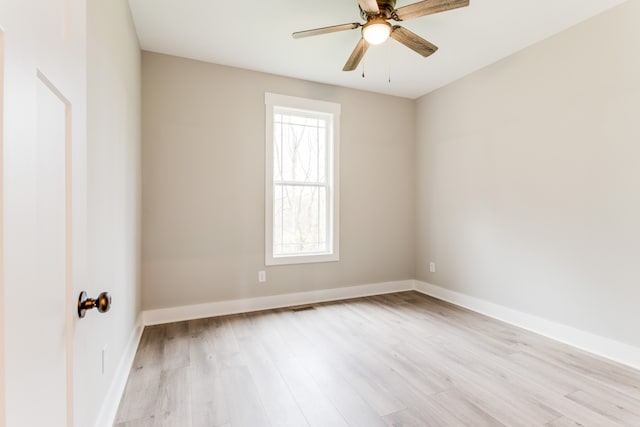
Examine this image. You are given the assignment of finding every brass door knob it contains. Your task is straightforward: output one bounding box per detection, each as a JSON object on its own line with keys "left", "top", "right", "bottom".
{"left": 77, "top": 291, "right": 112, "bottom": 318}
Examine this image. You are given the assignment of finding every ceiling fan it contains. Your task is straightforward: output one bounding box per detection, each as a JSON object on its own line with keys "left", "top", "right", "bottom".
{"left": 293, "top": 0, "right": 469, "bottom": 71}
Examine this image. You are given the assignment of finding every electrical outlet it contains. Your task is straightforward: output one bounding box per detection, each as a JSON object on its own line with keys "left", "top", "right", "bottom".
{"left": 101, "top": 346, "right": 107, "bottom": 375}
{"left": 429, "top": 262, "right": 436, "bottom": 273}
{"left": 258, "top": 270, "right": 266, "bottom": 283}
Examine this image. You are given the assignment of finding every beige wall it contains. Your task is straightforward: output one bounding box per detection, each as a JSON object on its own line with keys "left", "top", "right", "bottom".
{"left": 416, "top": 1, "right": 640, "bottom": 347}
{"left": 84, "top": 0, "right": 141, "bottom": 424}
{"left": 141, "top": 52, "right": 415, "bottom": 310}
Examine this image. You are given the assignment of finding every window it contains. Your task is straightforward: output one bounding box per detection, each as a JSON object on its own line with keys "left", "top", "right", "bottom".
{"left": 265, "top": 93, "right": 340, "bottom": 266}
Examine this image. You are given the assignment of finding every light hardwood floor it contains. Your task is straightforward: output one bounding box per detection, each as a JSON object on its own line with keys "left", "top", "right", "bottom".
{"left": 114, "top": 291, "right": 640, "bottom": 426}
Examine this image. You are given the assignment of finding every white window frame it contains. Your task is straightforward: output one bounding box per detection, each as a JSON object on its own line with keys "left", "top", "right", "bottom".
{"left": 265, "top": 92, "right": 340, "bottom": 266}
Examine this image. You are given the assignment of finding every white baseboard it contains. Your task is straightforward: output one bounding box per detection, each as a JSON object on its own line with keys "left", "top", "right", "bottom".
{"left": 95, "top": 314, "right": 144, "bottom": 427}
{"left": 413, "top": 280, "right": 640, "bottom": 371}
{"left": 143, "top": 280, "right": 414, "bottom": 326}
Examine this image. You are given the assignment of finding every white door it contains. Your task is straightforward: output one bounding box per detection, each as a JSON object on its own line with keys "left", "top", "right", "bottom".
{"left": 0, "top": 0, "right": 86, "bottom": 425}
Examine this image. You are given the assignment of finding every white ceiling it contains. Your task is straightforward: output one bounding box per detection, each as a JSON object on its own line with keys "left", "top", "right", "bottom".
{"left": 128, "top": 0, "right": 626, "bottom": 99}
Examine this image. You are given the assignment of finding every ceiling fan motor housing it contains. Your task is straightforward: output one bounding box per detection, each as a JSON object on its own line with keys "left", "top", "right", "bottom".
{"left": 360, "top": 0, "right": 397, "bottom": 19}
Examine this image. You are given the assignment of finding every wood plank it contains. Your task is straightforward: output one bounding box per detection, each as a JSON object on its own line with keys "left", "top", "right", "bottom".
{"left": 154, "top": 367, "right": 192, "bottom": 426}
{"left": 189, "top": 318, "right": 229, "bottom": 427}
{"left": 566, "top": 389, "right": 640, "bottom": 426}
{"left": 299, "top": 353, "right": 388, "bottom": 427}
{"left": 383, "top": 406, "right": 462, "bottom": 427}
{"left": 114, "top": 326, "right": 165, "bottom": 423}
{"left": 219, "top": 365, "right": 271, "bottom": 427}
{"left": 545, "top": 416, "right": 588, "bottom": 427}
{"left": 258, "top": 312, "right": 350, "bottom": 427}
{"left": 275, "top": 356, "right": 350, "bottom": 427}
{"left": 431, "top": 388, "right": 505, "bottom": 426}
{"left": 113, "top": 417, "right": 157, "bottom": 427}
{"left": 522, "top": 342, "right": 640, "bottom": 400}
{"left": 162, "top": 321, "right": 190, "bottom": 370}
{"left": 231, "top": 315, "right": 309, "bottom": 426}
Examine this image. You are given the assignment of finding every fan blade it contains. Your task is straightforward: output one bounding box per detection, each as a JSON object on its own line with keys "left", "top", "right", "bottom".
{"left": 394, "top": 0, "right": 469, "bottom": 21}
{"left": 390, "top": 26, "right": 438, "bottom": 57}
{"left": 358, "top": 0, "right": 380, "bottom": 14}
{"left": 343, "top": 38, "right": 370, "bottom": 71}
{"left": 293, "top": 23, "right": 361, "bottom": 39}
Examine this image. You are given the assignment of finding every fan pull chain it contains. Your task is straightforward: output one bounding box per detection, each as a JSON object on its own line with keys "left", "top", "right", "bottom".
{"left": 387, "top": 41, "right": 392, "bottom": 84}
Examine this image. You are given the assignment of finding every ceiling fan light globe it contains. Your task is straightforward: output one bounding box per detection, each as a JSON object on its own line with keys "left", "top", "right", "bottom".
{"left": 363, "top": 22, "right": 391, "bottom": 45}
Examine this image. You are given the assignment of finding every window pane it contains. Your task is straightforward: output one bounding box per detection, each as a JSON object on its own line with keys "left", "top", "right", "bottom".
{"left": 318, "top": 126, "right": 326, "bottom": 183}
{"left": 274, "top": 122, "right": 283, "bottom": 181}
{"left": 273, "top": 184, "right": 327, "bottom": 255}
{"left": 274, "top": 113, "right": 327, "bottom": 183}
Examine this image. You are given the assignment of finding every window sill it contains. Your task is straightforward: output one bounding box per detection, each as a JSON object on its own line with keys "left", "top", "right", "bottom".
{"left": 266, "top": 252, "right": 339, "bottom": 266}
